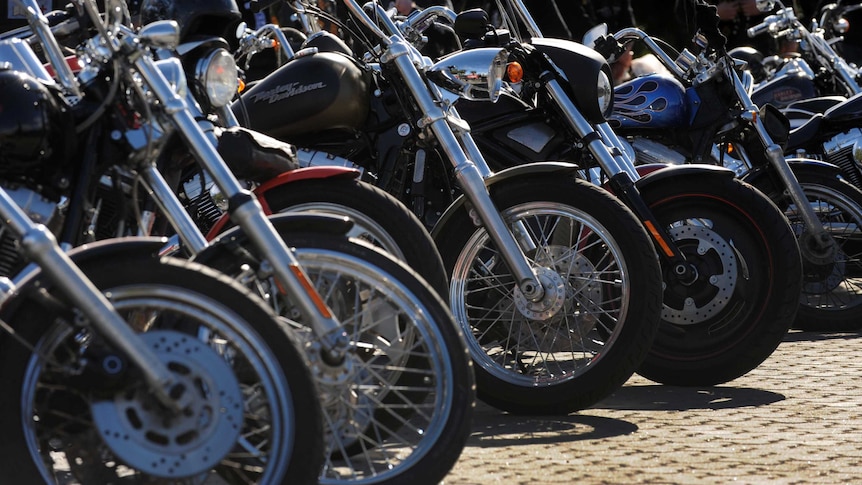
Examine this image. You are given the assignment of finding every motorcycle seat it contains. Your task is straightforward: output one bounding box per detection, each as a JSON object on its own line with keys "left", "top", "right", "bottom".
{"left": 786, "top": 113, "right": 824, "bottom": 151}
{"left": 821, "top": 90, "right": 862, "bottom": 123}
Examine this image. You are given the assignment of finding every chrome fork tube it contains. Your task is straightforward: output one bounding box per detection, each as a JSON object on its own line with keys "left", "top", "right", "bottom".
{"left": 131, "top": 48, "right": 349, "bottom": 358}
{"left": 730, "top": 68, "right": 834, "bottom": 250}
{"left": 0, "top": 188, "right": 181, "bottom": 407}
{"left": 543, "top": 78, "right": 692, "bottom": 271}
{"left": 386, "top": 43, "right": 544, "bottom": 300}
{"left": 138, "top": 166, "right": 209, "bottom": 254}
{"left": 544, "top": 78, "right": 638, "bottom": 179}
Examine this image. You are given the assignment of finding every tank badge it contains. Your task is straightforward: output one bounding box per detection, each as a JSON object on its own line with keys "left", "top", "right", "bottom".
{"left": 250, "top": 82, "right": 327, "bottom": 104}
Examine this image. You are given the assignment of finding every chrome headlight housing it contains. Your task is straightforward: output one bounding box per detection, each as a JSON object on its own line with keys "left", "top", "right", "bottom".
{"left": 428, "top": 48, "right": 508, "bottom": 102}
{"left": 195, "top": 48, "right": 239, "bottom": 109}
{"left": 597, "top": 69, "right": 613, "bottom": 118}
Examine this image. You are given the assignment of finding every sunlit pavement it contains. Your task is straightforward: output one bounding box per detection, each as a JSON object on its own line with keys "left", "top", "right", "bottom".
{"left": 445, "top": 329, "right": 862, "bottom": 484}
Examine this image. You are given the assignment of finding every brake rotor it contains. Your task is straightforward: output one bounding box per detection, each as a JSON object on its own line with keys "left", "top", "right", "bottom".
{"left": 91, "top": 330, "right": 243, "bottom": 478}
{"left": 662, "top": 224, "right": 738, "bottom": 325}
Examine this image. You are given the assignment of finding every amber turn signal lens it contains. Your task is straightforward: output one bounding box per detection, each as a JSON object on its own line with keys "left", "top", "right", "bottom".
{"left": 506, "top": 62, "right": 524, "bottom": 83}
{"left": 238, "top": 78, "right": 246, "bottom": 93}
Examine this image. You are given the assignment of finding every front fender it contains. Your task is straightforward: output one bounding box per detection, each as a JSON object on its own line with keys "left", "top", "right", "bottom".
{"left": 635, "top": 163, "right": 736, "bottom": 189}
{"left": 740, "top": 158, "right": 843, "bottom": 194}
{"left": 205, "top": 166, "right": 360, "bottom": 238}
{"left": 430, "top": 162, "right": 580, "bottom": 238}
{"left": 194, "top": 212, "right": 354, "bottom": 267}
{"left": 4, "top": 237, "right": 170, "bottom": 313}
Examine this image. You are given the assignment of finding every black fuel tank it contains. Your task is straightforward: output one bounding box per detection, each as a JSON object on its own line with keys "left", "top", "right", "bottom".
{"left": 233, "top": 51, "right": 371, "bottom": 139}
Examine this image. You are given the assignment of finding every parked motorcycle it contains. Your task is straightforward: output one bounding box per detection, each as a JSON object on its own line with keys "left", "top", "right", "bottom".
{"left": 136, "top": 0, "right": 450, "bottom": 297}
{"left": 690, "top": 1, "right": 862, "bottom": 217}
{"left": 232, "top": 0, "right": 665, "bottom": 415}
{"left": 417, "top": 0, "right": 802, "bottom": 386}
{"left": 589, "top": 1, "right": 862, "bottom": 331}
{"left": 731, "top": 0, "right": 862, "bottom": 106}
{"left": 0, "top": 21, "right": 324, "bottom": 485}
{"left": 9, "top": 0, "right": 476, "bottom": 482}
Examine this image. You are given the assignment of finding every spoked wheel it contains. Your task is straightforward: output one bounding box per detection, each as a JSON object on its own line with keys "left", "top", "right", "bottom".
{"left": 0, "top": 255, "right": 323, "bottom": 484}
{"left": 260, "top": 177, "right": 449, "bottom": 296}
{"left": 772, "top": 170, "right": 862, "bottom": 330}
{"left": 638, "top": 173, "right": 802, "bottom": 386}
{"left": 199, "top": 225, "right": 475, "bottom": 485}
{"left": 435, "top": 177, "right": 663, "bottom": 415}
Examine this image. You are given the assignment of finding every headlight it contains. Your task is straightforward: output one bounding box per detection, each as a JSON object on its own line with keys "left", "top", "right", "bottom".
{"left": 195, "top": 48, "right": 239, "bottom": 109}
{"left": 597, "top": 69, "right": 613, "bottom": 118}
{"left": 428, "top": 48, "right": 508, "bottom": 102}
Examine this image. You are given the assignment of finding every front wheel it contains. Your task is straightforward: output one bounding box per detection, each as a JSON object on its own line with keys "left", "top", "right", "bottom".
{"left": 764, "top": 170, "right": 862, "bottom": 331}
{"left": 435, "top": 176, "right": 663, "bottom": 415}
{"left": 200, "top": 228, "right": 475, "bottom": 485}
{"left": 0, "top": 255, "right": 323, "bottom": 484}
{"left": 637, "top": 174, "right": 802, "bottom": 386}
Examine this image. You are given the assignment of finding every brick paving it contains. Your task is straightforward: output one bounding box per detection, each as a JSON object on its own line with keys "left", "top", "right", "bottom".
{"left": 444, "top": 330, "right": 862, "bottom": 484}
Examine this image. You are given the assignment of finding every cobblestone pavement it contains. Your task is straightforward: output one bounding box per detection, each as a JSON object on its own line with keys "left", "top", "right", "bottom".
{"left": 444, "top": 329, "right": 862, "bottom": 484}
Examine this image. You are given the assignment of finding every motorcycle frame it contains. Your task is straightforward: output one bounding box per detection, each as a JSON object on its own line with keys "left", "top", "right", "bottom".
{"left": 25, "top": 0, "right": 353, "bottom": 360}
{"left": 609, "top": 24, "right": 837, "bottom": 255}
{"left": 499, "top": 0, "right": 696, "bottom": 276}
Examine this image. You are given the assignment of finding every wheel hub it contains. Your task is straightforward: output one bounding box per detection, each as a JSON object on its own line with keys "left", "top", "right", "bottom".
{"left": 91, "top": 330, "right": 243, "bottom": 478}
{"left": 662, "top": 225, "right": 738, "bottom": 325}
{"left": 513, "top": 266, "right": 568, "bottom": 321}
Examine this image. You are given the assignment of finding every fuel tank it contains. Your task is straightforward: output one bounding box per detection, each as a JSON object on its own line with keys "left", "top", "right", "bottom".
{"left": 609, "top": 74, "right": 689, "bottom": 130}
{"left": 751, "top": 71, "right": 817, "bottom": 109}
{"left": 232, "top": 51, "right": 371, "bottom": 140}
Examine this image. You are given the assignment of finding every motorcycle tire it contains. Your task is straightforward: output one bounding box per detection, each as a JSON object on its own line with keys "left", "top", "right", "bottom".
{"left": 259, "top": 177, "right": 450, "bottom": 298}
{"left": 434, "top": 175, "right": 663, "bottom": 415}
{"left": 760, "top": 169, "right": 862, "bottom": 331}
{"left": 0, "top": 255, "right": 323, "bottom": 484}
{"left": 198, "top": 229, "right": 475, "bottom": 485}
{"left": 636, "top": 173, "right": 803, "bottom": 386}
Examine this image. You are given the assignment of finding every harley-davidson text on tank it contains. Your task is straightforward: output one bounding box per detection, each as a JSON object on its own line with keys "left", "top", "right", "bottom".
{"left": 250, "top": 81, "right": 327, "bottom": 104}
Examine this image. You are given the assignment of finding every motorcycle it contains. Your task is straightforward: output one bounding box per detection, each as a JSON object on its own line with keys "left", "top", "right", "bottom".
{"left": 588, "top": 1, "right": 862, "bottom": 331}
{"left": 730, "top": 0, "right": 862, "bottom": 107}
{"left": 411, "top": 0, "right": 803, "bottom": 386}
{"left": 136, "top": 0, "right": 450, "bottom": 298}
{"left": 10, "top": 0, "right": 476, "bottom": 482}
{"left": 0, "top": 22, "right": 324, "bottom": 485}
{"left": 232, "top": 0, "right": 666, "bottom": 415}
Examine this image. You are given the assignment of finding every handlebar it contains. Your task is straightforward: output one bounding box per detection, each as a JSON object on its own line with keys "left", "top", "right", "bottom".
{"left": 746, "top": 7, "right": 797, "bottom": 38}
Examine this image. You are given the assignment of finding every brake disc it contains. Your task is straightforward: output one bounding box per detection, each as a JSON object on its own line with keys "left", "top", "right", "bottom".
{"left": 91, "top": 330, "right": 244, "bottom": 478}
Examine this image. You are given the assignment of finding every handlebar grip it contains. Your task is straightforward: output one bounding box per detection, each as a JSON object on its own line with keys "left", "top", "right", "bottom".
{"left": 747, "top": 22, "right": 770, "bottom": 37}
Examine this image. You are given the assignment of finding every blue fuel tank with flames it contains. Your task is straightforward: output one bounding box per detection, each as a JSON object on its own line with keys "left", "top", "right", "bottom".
{"left": 608, "top": 74, "right": 694, "bottom": 129}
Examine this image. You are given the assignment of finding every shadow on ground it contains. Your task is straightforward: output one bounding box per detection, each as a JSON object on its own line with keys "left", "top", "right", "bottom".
{"left": 595, "top": 384, "right": 785, "bottom": 411}
{"left": 466, "top": 403, "right": 638, "bottom": 447}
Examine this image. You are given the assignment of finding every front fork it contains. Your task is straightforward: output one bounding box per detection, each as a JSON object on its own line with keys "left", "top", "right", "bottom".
{"left": 543, "top": 77, "right": 695, "bottom": 281}
{"left": 759, "top": 132, "right": 837, "bottom": 260}
{"left": 131, "top": 48, "right": 351, "bottom": 363}
{"left": 385, "top": 41, "right": 545, "bottom": 301}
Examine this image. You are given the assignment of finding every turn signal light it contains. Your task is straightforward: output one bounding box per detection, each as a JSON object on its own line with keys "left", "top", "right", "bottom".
{"left": 506, "top": 62, "right": 524, "bottom": 84}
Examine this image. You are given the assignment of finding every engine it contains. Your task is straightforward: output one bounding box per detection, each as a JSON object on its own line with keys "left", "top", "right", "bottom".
{"left": 0, "top": 183, "right": 63, "bottom": 277}
{"left": 820, "top": 129, "right": 862, "bottom": 188}
{"left": 181, "top": 172, "right": 226, "bottom": 235}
